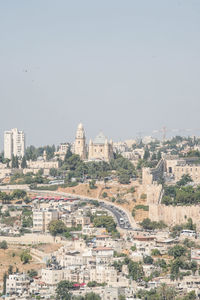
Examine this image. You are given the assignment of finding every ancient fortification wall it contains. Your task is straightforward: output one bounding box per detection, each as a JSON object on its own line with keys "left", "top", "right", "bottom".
{"left": 0, "top": 233, "right": 62, "bottom": 245}
{"left": 149, "top": 204, "right": 200, "bottom": 229}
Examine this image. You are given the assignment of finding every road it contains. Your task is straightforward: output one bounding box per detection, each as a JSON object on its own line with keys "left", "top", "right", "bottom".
{"left": 0, "top": 185, "right": 138, "bottom": 231}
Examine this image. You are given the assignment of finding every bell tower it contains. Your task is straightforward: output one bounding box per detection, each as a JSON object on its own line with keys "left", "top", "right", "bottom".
{"left": 74, "top": 123, "right": 87, "bottom": 159}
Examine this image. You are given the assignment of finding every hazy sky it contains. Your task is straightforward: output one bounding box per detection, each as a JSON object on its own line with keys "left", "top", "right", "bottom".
{"left": 0, "top": 0, "right": 200, "bottom": 148}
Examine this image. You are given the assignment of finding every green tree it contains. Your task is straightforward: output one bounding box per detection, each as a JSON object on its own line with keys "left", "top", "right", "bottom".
{"left": 157, "top": 150, "right": 162, "bottom": 160}
{"left": 85, "top": 292, "right": 101, "bottom": 300}
{"left": 21, "top": 156, "right": 27, "bottom": 168}
{"left": 0, "top": 240, "right": 8, "bottom": 250}
{"left": 190, "top": 261, "right": 197, "bottom": 275}
{"left": 87, "top": 281, "right": 98, "bottom": 287}
{"left": 170, "top": 258, "right": 184, "bottom": 280}
{"left": 177, "top": 174, "right": 193, "bottom": 187}
{"left": 118, "top": 170, "right": 130, "bottom": 184}
{"left": 151, "top": 249, "right": 161, "bottom": 256}
{"left": 93, "top": 215, "right": 116, "bottom": 233}
{"left": 50, "top": 168, "right": 58, "bottom": 177}
{"left": 12, "top": 189, "right": 27, "bottom": 199}
{"left": 56, "top": 280, "right": 74, "bottom": 300}
{"left": 125, "top": 258, "right": 144, "bottom": 281}
{"left": 11, "top": 155, "right": 19, "bottom": 168}
{"left": 8, "top": 265, "right": 13, "bottom": 275}
{"left": 3, "top": 272, "right": 7, "bottom": 295}
{"left": 48, "top": 220, "right": 67, "bottom": 236}
{"left": 28, "top": 269, "right": 38, "bottom": 278}
{"left": 102, "top": 192, "right": 108, "bottom": 198}
{"left": 143, "top": 148, "right": 150, "bottom": 160}
{"left": 20, "top": 250, "right": 32, "bottom": 264}
{"left": 168, "top": 245, "right": 186, "bottom": 259}
{"left": 89, "top": 180, "right": 97, "bottom": 189}
{"left": 143, "top": 255, "right": 154, "bottom": 265}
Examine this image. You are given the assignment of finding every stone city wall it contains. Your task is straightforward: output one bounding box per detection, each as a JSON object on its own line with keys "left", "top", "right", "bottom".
{"left": 0, "top": 233, "right": 62, "bottom": 245}
{"left": 149, "top": 203, "right": 200, "bottom": 230}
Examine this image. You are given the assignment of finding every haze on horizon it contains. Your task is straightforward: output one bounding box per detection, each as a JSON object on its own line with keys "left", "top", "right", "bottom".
{"left": 0, "top": 0, "right": 200, "bottom": 148}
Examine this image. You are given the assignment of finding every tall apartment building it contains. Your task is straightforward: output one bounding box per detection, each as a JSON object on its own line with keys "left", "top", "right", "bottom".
{"left": 4, "top": 128, "right": 25, "bottom": 159}
{"left": 33, "top": 209, "right": 59, "bottom": 233}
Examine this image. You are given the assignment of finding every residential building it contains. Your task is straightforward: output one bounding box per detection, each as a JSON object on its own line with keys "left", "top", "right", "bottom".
{"left": 33, "top": 209, "right": 59, "bottom": 232}
{"left": 6, "top": 273, "right": 30, "bottom": 295}
{"left": 41, "top": 268, "right": 63, "bottom": 285}
{"left": 4, "top": 128, "right": 25, "bottom": 159}
{"left": 55, "top": 143, "right": 71, "bottom": 160}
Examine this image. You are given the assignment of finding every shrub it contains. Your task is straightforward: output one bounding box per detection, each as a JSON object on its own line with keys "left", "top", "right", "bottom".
{"left": 135, "top": 205, "right": 149, "bottom": 211}
{"left": 0, "top": 240, "right": 8, "bottom": 250}
{"left": 151, "top": 249, "right": 161, "bottom": 256}
{"left": 102, "top": 192, "right": 108, "bottom": 198}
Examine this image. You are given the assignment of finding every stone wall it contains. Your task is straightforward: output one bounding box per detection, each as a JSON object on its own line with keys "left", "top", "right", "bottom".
{"left": 142, "top": 159, "right": 165, "bottom": 185}
{"left": 149, "top": 203, "right": 200, "bottom": 229}
{"left": 0, "top": 233, "right": 62, "bottom": 245}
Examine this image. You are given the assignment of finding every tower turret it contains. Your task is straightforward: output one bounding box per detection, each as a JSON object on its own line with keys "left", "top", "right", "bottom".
{"left": 74, "top": 123, "right": 87, "bottom": 159}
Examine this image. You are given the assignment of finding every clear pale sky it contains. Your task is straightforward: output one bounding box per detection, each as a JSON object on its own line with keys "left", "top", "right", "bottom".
{"left": 0, "top": 0, "right": 200, "bottom": 147}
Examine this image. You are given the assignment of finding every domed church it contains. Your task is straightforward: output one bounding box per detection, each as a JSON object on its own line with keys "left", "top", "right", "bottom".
{"left": 88, "top": 132, "right": 114, "bottom": 162}
{"left": 74, "top": 124, "right": 113, "bottom": 162}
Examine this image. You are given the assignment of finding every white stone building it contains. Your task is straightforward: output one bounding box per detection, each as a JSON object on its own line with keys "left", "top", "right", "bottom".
{"left": 4, "top": 128, "right": 25, "bottom": 159}
{"left": 33, "top": 209, "right": 59, "bottom": 232}
{"left": 6, "top": 273, "right": 30, "bottom": 295}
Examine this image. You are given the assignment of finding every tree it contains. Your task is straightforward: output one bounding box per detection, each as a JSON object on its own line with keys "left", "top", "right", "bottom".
{"left": 190, "top": 261, "right": 197, "bottom": 275}
{"left": 20, "top": 250, "right": 32, "bottom": 264}
{"left": 125, "top": 258, "right": 144, "bottom": 281}
{"left": 155, "top": 259, "right": 167, "bottom": 270}
{"left": 93, "top": 215, "right": 116, "bottom": 233}
{"left": 85, "top": 293, "right": 101, "bottom": 300}
{"left": 157, "top": 150, "right": 162, "bottom": 160}
{"left": 104, "top": 177, "right": 109, "bottom": 188}
{"left": 12, "top": 189, "right": 27, "bottom": 199}
{"left": 11, "top": 155, "right": 19, "bottom": 168}
{"left": 182, "top": 291, "right": 196, "bottom": 300}
{"left": 151, "top": 249, "right": 161, "bottom": 256}
{"left": 87, "top": 281, "right": 98, "bottom": 287}
{"left": 50, "top": 168, "right": 58, "bottom": 177}
{"left": 170, "top": 258, "right": 184, "bottom": 280}
{"left": 89, "top": 180, "right": 97, "bottom": 189}
{"left": 168, "top": 245, "right": 186, "bottom": 259}
{"left": 185, "top": 218, "right": 196, "bottom": 231}
{"left": 118, "top": 170, "right": 130, "bottom": 184}
{"left": 102, "top": 192, "right": 108, "bottom": 198}
{"left": 131, "top": 245, "right": 137, "bottom": 251}
{"left": 3, "top": 272, "right": 7, "bottom": 295}
{"left": 140, "top": 218, "right": 167, "bottom": 230}
{"left": 56, "top": 280, "right": 74, "bottom": 300}
{"left": 0, "top": 240, "right": 8, "bottom": 250}
{"left": 48, "top": 220, "right": 67, "bottom": 236}
{"left": 8, "top": 265, "right": 13, "bottom": 275}
{"left": 143, "top": 148, "right": 150, "bottom": 160}
{"left": 177, "top": 174, "right": 193, "bottom": 187}
{"left": 28, "top": 269, "right": 38, "bottom": 278}
{"left": 21, "top": 156, "right": 27, "bottom": 168}
{"left": 143, "top": 255, "right": 154, "bottom": 265}
{"left": 64, "top": 147, "right": 73, "bottom": 160}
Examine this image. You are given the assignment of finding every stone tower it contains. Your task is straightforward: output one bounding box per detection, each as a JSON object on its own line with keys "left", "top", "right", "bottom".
{"left": 74, "top": 123, "right": 87, "bottom": 159}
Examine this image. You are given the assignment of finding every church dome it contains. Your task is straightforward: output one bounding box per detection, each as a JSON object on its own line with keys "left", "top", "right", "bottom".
{"left": 93, "top": 132, "right": 107, "bottom": 144}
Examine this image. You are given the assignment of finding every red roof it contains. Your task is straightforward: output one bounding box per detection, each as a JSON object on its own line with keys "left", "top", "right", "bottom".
{"left": 93, "top": 247, "right": 113, "bottom": 251}
{"left": 73, "top": 283, "right": 86, "bottom": 287}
